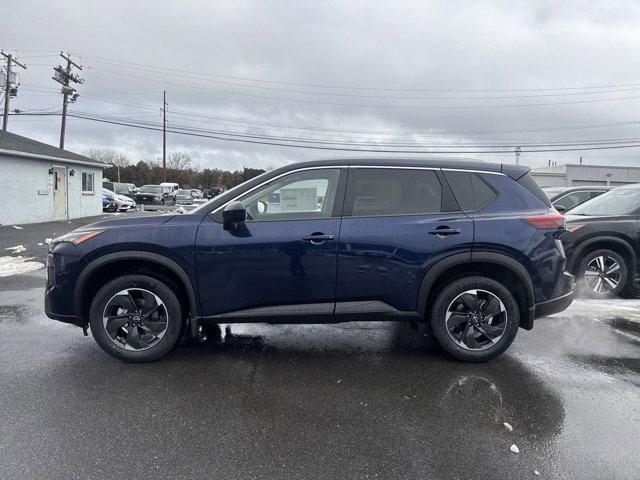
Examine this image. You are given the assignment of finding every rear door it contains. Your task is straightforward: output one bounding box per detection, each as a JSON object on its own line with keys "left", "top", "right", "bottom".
{"left": 335, "top": 167, "right": 473, "bottom": 315}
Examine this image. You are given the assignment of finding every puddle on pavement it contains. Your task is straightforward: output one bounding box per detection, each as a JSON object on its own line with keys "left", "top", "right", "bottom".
{"left": 601, "top": 316, "right": 640, "bottom": 337}
{"left": 0, "top": 305, "right": 34, "bottom": 324}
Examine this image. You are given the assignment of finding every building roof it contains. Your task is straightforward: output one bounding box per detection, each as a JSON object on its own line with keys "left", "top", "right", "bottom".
{"left": 532, "top": 163, "right": 640, "bottom": 174}
{"left": 0, "top": 130, "right": 108, "bottom": 168}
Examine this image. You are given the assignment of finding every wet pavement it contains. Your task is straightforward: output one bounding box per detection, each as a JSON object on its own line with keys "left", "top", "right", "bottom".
{"left": 1, "top": 219, "right": 639, "bottom": 479}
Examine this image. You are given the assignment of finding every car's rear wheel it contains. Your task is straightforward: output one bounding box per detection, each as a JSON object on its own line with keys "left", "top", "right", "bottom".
{"left": 577, "top": 249, "right": 627, "bottom": 298}
{"left": 89, "top": 275, "right": 183, "bottom": 362}
{"left": 429, "top": 276, "right": 520, "bottom": 362}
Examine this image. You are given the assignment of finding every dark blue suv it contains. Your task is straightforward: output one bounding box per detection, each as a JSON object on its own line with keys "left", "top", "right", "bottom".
{"left": 45, "top": 159, "right": 574, "bottom": 362}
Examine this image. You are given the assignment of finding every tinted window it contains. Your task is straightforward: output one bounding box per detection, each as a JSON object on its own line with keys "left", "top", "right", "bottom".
{"left": 517, "top": 173, "right": 552, "bottom": 207}
{"left": 570, "top": 188, "right": 640, "bottom": 215}
{"left": 139, "top": 185, "right": 163, "bottom": 194}
{"left": 238, "top": 168, "right": 341, "bottom": 221}
{"left": 345, "top": 168, "right": 443, "bottom": 217}
{"left": 444, "top": 171, "right": 497, "bottom": 211}
{"left": 553, "top": 191, "right": 592, "bottom": 211}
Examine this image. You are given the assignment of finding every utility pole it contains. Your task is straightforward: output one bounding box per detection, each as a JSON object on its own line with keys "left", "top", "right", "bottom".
{"left": 515, "top": 146, "right": 521, "bottom": 165}
{"left": 1, "top": 51, "right": 27, "bottom": 131}
{"left": 162, "top": 90, "right": 167, "bottom": 182}
{"left": 52, "top": 52, "right": 83, "bottom": 149}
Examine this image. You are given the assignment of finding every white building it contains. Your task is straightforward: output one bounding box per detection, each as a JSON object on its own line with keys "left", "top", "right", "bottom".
{"left": 0, "top": 130, "right": 108, "bottom": 225}
{"left": 530, "top": 163, "right": 640, "bottom": 188}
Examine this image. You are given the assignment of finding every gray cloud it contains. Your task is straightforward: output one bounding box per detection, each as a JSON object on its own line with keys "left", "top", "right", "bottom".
{"left": 4, "top": 0, "right": 640, "bottom": 170}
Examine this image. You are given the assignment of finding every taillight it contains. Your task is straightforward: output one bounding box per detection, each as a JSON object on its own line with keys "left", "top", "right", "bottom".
{"left": 521, "top": 209, "right": 565, "bottom": 229}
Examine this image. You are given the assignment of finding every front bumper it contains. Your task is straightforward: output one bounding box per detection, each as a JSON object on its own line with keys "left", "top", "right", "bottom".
{"left": 534, "top": 270, "right": 575, "bottom": 319}
{"left": 136, "top": 197, "right": 162, "bottom": 205}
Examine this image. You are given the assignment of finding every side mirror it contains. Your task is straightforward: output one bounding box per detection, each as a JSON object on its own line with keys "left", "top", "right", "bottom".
{"left": 223, "top": 201, "right": 246, "bottom": 230}
{"left": 555, "top": 205, "right": 566, "bottom": 214}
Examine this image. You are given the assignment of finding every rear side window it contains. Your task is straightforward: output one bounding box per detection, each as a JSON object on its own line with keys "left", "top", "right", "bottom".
{"left": 517, "top": 173, "right": 552, "bottom": 207}
{"left": 344, "top": 168, "right": 443, "bottom": 217}
{"left": 553, "top": 191, "right": 591, "bottom": 211}
{"left": 444, "top": 171, "right": 497, "bottom": 211}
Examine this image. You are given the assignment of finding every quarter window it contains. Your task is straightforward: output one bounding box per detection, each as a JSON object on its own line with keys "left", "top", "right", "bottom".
{"left": 344, "top": 168, "right": 444, "bottom": 217}
{"left": 237, "top": 168, "right": 341, "bottom": 221}
{"left": 443, "top": 171, "right": 497, "bottom": 211}
{"left": 82, "top": 172, "right": 95, "bottom": 194}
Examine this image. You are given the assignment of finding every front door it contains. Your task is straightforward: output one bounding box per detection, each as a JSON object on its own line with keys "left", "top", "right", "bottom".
{"left": 195, "top": 167, "right": 345, "bottom": 319}
{"left": 336, "top": 167, "right": 474, "bottom": 315}
{"left": 52, "top": 167, "right": 68, "bottom": 220}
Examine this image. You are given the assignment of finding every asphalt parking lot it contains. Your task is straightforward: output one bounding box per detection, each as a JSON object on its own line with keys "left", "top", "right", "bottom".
{"left": 1, "top": 214, "right": 639, "bottom": 479}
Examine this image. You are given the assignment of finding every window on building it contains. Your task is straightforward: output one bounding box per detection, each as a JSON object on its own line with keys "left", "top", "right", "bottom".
{"left": 82, "top": 172, "right": 95, "bottom": 194}
{"left": 344, "top": 168, "right": 444, "bottom": 217}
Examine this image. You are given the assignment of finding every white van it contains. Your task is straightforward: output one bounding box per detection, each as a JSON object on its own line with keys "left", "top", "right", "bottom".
{"left": 160, "top": 182, "right": 179, "bottom": 191}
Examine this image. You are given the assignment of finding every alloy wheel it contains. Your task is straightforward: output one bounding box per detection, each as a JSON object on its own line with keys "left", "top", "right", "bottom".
{"left": 584, "top": 255, "right": 622, "bottom": 294}
{"left": 102, "top": 288, "right": 169, "bottom": 351}
{"left": 445, "top": 289, "right": 507, "bottom": 351}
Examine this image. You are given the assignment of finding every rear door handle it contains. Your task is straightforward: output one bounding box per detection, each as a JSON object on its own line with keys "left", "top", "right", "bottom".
{"left": 428, "top": 227, "right": 461, "bottom": 236}
{"left": 303, "top": 233, "right": 335, "bottom": 244}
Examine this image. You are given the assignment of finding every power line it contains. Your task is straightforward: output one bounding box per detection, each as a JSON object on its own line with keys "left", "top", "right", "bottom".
{"left": 13, "top": 111, "right": 640, "bottom": 154}
{"left": 79, "top": 58, "right": 640, "bottom": 100}
{"left": 88, "top": 66, "right": 640, "bottom": 110}
{"left": 76, "top": 53, "right": 640, "bottom": 93}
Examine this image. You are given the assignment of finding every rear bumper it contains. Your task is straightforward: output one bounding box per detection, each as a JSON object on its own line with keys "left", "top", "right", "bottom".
{"left": 534, "top": 290, "right": 574, "bottom": 318}
{"left": 534, "top": 271, "right": 575, "bottom": 319}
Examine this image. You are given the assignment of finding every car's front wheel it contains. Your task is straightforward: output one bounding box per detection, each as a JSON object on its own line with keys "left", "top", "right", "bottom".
{"left": 89, "top": 275, "right": 183, "bottom": 362}
{"left": 577, "top": 249, "right": 627, "bottom": 298}
{"left": 430, "top": 276, "right": 520, "bottom": 362}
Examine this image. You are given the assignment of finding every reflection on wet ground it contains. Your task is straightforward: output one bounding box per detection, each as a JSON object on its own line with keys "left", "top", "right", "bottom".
{"left": 0, "top": 285, "right": 638, "bottom": 479}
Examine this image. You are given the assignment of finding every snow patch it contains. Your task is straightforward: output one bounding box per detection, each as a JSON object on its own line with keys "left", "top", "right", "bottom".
{"left": 12, "top": 225, "right": 23, "bottom": 229}
{"left": 509, "top": 444, "right": 520, "bottom": 454}
{"left": 44, "top": 238, "right": 53, "bottom": 244}
{"left": 5, "top": 245, "right": 27, "bottom": 254}
{"left": 0, "top": 256, "right": 45, "bottom": 277}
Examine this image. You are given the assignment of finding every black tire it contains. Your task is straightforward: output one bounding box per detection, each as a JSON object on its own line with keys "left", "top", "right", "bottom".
{"left": 429, "top": 276, "right": 520, "bottom": 362}
{"left": 577, "top": 249, "right": 627, "bottom": 298}
{"left": 89, "top": 274, "right": 183, "bottom": 362}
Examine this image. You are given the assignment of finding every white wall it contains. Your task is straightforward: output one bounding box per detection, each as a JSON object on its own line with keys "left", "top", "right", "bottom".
{"left": 0, "top": 155, "right": 55, "bottom": 225}
{"left": 67, "top": 166, "right": 103, "bottom": 219}
{"left": 530, "top": 173, "right": 566, "bottom": 188}
{"left": 0, "top": 154, "right": 103, "bottom": 225}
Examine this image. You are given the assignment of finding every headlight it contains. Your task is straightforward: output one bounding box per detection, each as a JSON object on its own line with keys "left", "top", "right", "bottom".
{"left": 51, "top": 229, "right": 104, "bottom": 246}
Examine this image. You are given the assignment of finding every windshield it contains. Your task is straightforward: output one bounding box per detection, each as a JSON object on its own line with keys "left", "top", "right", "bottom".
{"left": 570, "top": 187, "right": 640, "bottom": 216}
{"left": 176, "top": 189, "right": 191, "bottom": 195}
{"left": 139, "top": 185, "right": 163, "bottom": 194}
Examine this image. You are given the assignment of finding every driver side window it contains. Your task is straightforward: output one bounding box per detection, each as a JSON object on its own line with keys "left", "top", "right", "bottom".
{"left": 237, "top": 168, "right": 341, "bottom": 221}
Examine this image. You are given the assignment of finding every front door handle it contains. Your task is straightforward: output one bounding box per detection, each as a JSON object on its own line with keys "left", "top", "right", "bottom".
{"left": 428, "top": 227, "right": 461, "bottom": 237}
{"left": 303, "top": 233, "right": 335, "bottom": 244}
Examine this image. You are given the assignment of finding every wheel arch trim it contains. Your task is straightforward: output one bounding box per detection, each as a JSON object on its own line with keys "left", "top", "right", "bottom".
{"left": 568, "top": 236, "right": 636, "bottom": 274}
{"left": 74, "top": 251, "right": 199, "bottom": 319}
{"left": 417, "top": 250, "right": 535, "bottom": 323}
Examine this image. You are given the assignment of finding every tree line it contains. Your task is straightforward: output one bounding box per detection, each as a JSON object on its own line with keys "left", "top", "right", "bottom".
{"left": 85, "top": 148, "right": 266, "bottom": 189}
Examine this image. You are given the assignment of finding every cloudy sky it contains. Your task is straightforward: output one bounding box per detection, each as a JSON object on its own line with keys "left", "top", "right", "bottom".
{"left": 3, "top": 0, "right": 640, "bottom": 171}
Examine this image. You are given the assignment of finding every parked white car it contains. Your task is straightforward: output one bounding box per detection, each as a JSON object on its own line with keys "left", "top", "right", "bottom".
{"left": 103, "top": 188, "right": 136, "bottom": 211}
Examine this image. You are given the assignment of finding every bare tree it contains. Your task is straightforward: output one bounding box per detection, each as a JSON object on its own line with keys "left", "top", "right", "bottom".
{"left": 167, "top": 151, "right": 191, "bottom": 170}
{"left": 84, "top": 147, "right": 130, "bottom": 168}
